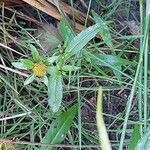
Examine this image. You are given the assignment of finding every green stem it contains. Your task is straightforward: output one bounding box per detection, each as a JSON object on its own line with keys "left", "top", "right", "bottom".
{"left": 119, "top": 6, "right": 150, "bottom": 150}
{"left": 138, "top": 0, "right": 144, "bottom": 136}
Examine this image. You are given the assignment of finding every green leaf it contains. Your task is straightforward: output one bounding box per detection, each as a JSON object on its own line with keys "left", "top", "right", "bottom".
{"left": 41, "top": 103, "right": 77, "bottom": 150}
{"left": 92, "top": 11, "right": 113, "bottom": 47}
{"left": 28, "top": 146, "right": 40, "bottom": 150}
{"left": 24, "top": 75, "right": 35, "bottom": 85}
{"left": 47, "top": 56, "right": 58, "bottom": 64}
{"left": 30, "top": 44, "right": 41, "bottom": 62}
{"left": 129, "top": 124, "right": 141, "bottom": 150}
{"left": 62, "top": 65, "right": 80, "bottom": 72}
{"left": 42, "top": 75, "right": 48, "bottom": 86}
{"left": 12, "top": 62, "right": 28, "bottom": 70}
{"left": 59, "top": 19, "right": 75, "bottom": 48}
{"left": 48, "top": 71, "right": 63, "bottom": 112}
{"left": 84, "top": 51, "right": 133, "bottom": 80}
{"left": 20, "top": 59, "right": 34, "bottom": 69}
{"left": 65, "top": 23, "right": 103, "bottom": 56}
{"left": 47, "top": 66, "right": 58, "bottom": 75}
{"left": 135, "top": 129, "right": 150, "bottom": 150}
{"left": 84, "top": 51, "right": 133, "bottom": 66}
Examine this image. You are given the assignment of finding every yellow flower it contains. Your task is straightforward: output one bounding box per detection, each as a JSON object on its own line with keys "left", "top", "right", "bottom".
{"left": 0, "top": 141, "right": 15, "bottom": 150}
{"left": 32, "top": 61, "right": 47, "bottom": 77}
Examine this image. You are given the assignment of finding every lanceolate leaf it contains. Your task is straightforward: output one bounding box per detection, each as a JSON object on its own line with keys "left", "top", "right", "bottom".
{"left": 48, "top": 72, "right": 63, "bottom": 112}
{"left": 12, "top": 62, "right": 28, "bottom": 70}
{"left": 84, "top": 51, "right": 133, "bottom": 66}
{"left": 89, "top": 52, "right": 125, "bottom": 81}
{"left": 20, "top": 59, "right": 34, "bottom": 69}
{"left": 41, "top": 103, "right": 77, "bottom": 150}
{"left": 59, "top": 19, "right": 75, "bottom": 48}
{"left": 30, "top": 44, "right": 41, "bottom": 62}
{"left": 92, "top": 11, "right": 113, "bottom": 47}
{"left": 24, "top": 74, "right": 35, "bottom": 85}
{"left": 84, "top": 51, "right": 133, "bottom": 79}
{"left": 65, "top": 23, "right": 103, "bottom": 56}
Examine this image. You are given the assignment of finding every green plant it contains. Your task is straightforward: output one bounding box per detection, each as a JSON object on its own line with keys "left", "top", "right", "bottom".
{"left": 1, "top": 1, "right": 148, "bottom": 149}
{"left": 12, "top": 16, "right": 114, "bottom": 113}
{"left": 12, "top": 43, "right": 80, "bottom": 112}
{"left": 40, "top": 103, "right": 78, "bottom": 150}
{"left": 12, "top": 44, "right": 50, "bottom": 85}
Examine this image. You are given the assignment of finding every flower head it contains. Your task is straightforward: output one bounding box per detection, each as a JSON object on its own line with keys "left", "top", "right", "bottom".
{"left": 32, "top": 61, "right": 47, "bottom": 77}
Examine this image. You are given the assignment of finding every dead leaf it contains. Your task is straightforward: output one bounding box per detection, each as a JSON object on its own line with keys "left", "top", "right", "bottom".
{"left": 124, "top": 20, "right": 140, "bottom": 35}
{"left": 35, "top": 24, "right": 62, "bottom": 52}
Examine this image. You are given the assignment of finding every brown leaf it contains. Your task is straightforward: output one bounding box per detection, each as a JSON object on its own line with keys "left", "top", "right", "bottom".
{"left": 0, "top": 0, "right": 23, "bottom": 6}
{"left": 22, "top": 0, "right": 90, "bottom": 32}
{"left": 124, "top": 20, "right": 140, "bottom": 35}
{"left": 35, "top": 24, "right": 62, "bottom": 52}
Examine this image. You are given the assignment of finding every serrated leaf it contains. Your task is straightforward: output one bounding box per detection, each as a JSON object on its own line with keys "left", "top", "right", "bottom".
{"left": 62, "top": 65, "right": 80, "bottom": 72}
{"left": 135, "top": 129, "right": 150, "bottom": 150}
{"left": 48, "top": 71, "right": 63, "bottom": 112}
{"left": 59, "top": 19, "right": 75, "bottom": 47}
{"left": 129, "top": 124, "right": 141, "bottom": 150}
{"left": 65, "top": 23, "right": 103, "bottom": 56}
{"left": 20, "top": 59, "right": 34, "bottom": 69}
{"left": 12, "top": 62, "right": 28, "bottom": 70}
{"left": 41, "top": 103, "right": 77, "bottom": 150}
{"left": 24, "top": 74, "right": 35, "bottom": 85}
{"left": 92, "top": 11, "right": 113, "bottom": 47}
{"left": 29, "top": 44, "right": 41, "bottom": 62}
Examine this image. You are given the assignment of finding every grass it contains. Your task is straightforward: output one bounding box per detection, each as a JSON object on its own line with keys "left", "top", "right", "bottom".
{"left": 0, "top": 0, "right": 150, "bottom": 150}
